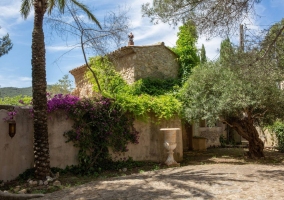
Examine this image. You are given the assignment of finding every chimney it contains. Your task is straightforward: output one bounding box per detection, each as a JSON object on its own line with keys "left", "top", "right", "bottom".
{"left": 128, "top": 32, "right": 134, "bottom": 46}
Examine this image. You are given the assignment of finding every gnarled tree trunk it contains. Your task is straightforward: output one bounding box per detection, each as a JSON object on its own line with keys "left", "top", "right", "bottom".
{"left": 231, "top": 118, "right": 264, "bottom": 158}
{"left": 32, "top": 0, "right": 50, "bottom": 180}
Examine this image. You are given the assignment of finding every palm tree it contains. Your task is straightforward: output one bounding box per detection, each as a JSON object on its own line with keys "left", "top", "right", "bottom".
{"left": 20, "top": 0, "right": 101, "bottom": 180}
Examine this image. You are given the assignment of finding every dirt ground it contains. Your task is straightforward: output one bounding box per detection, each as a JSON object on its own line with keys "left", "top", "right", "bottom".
{"left": 0, "top": 148, "right": 284, "bottom": 199}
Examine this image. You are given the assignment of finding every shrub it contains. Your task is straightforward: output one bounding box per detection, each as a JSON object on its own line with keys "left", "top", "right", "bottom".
{"left": 269, "top": 121, "right": 284, "bottom": 152}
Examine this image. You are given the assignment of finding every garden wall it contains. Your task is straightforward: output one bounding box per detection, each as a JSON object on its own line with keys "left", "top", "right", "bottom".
{"left": 110, "top": 114, "right": 183, "bottom": 163}
{"left": 0, "top": 108, "right": 183, "bottom": 181}
{"left": 0, "top": 108, "right": 78, "bottom": 181}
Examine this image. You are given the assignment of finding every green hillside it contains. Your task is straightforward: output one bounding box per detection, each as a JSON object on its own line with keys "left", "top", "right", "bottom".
{"left": 0, "top": 86, "right": 52, "bottom": 98}
{"left": 0, "top": 87, "right": 32, "bottom": 98}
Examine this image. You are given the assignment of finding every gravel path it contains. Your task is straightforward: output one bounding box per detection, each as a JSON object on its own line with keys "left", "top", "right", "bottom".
{"left": 32, "top": 164, "right": 284, "bottom": 200}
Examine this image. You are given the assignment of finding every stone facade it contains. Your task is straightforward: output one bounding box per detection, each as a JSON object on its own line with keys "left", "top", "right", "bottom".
{"left": 69, "top": 65, "right": 94, "bottom": 98}
{"left": 69, "top": 42, "right": 179, "bottom": 97}
{"left": 108, "top": 42, "right": 179, "bottom": 84}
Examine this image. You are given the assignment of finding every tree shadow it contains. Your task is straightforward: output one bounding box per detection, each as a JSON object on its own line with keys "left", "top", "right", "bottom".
{"left": 182, "top": 148, "right": 284, "bottom": 165}
{"left": 254, "top": 169, "right": 284, "bottom": 180}
{"left": 35, "top": 166, "right": 254, "bottom": 200}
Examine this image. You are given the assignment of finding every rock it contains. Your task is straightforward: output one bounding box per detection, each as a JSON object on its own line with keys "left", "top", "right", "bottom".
{"left": 53, "top": 180, "right": 61, "bottom": 187}
{"left": 14, "top": 186, "right": 21, "bottom": 192}
{"left": 119, "top": 169, "right": 122, "bottom": 172}
{"left": 28, "top": 180, "right": 33, "bottom": 185}
{"left": 0, "top": 182, "right": 4, "bottom": 187}
{"left": 46, "top": 176, "right": 53, "bottom": 182}
{"left": 38, "top": 180, "right": 43, "bottom": 185}
{"left": 44, "top": 181, "right": 49, "bottom": 185}
{"left": 122, "top": 168, "right": 127, "bottom": 172}
{"left": 18, "top": 189, "right": 27, "bottom": 194}
{"left": 55, "top": 172, "right": 60, "bottom": 179}
{"left": 3, "top": 190, "right": 8, "bottom": 193}
{"left": 32, "top": 181, "right": 38, "bottom": 186}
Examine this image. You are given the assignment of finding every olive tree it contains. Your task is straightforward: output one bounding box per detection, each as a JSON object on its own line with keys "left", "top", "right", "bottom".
{"left": 181, "top": 52, "right": 284, "bottom": 158}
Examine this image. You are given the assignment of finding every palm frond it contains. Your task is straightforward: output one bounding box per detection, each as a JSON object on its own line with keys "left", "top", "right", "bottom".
{"left": 47, "top": 0, "right": 56, "bottom": 15}
{"left": 58, "top": 0, "right": 66, "bottom": 13}
{"left": 70, "top": 0, "right": 102, "bottom": 29}
{"left": 20, "top": 0, "right": 33, "bottom": 19}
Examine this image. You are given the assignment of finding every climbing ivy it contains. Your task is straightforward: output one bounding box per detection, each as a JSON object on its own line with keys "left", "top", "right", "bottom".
{"left": 87, "top": 56, "right": 182, "bottom": 121}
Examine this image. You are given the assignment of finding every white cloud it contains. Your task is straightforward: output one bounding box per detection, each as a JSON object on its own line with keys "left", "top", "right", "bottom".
{"left": 46, "top": 45, "right": 80, "bottom": 52}
{"left": 0, "top": 75, "right": 32, "bottom": 88}
{"left": 0, "top": 0, "right": 22, "bottom": 19}
{"left": 197, "top": 37, "right": 222, "bottom": 60}
{"left": 19, "top": 77, "right": 32, "bottom": 82}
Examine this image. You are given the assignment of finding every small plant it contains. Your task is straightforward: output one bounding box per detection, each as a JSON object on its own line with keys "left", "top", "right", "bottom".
{"left": 153, "top": 165, "right": 160, "bottom": 171}
{"left": 269, "top": 121, "right": 284, "bottom": 153}
{"left": 219, "top": 135, "right": 226, "bottom": 148}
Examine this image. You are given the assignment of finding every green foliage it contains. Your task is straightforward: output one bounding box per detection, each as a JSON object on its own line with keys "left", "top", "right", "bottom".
{"left": 0, "top": 95, "right": 32, "bottom": 106}
{"left": 48, "top": 75, "right": 73, "bottom": 95}
{"left": 88, "top": 56, "right": 126, "bottom": 94}
{"left": 17, "top": 168, "right": 35, "bottom": 182}
{"left": 268, "top": 121, "right": 284, "bottom": 152}
{"left": 200, "top": 44, "right": 207, "bottom": 64}
{"left": 0, "top": 87, "right": 33, "bottom": 98}
{"left": 131, "top": 78, "right": 180, "bottom": 96}
{"left": 262, "top": 18, "right": 284, "bottom": 69}
{"left": 171, "top": 21, "right": 200, "bottom": 83}
{"left": 64, "top": 97, "right": 139, "bottom": 172}
{"left": 0, "top": 32, "right": 13, "bottom": 57}
{"left": 181, "top": 58, "right": 284, "bottom": 126}
{"left": 219, "top": 135, "right": 226, "bottom": 148}
{"left": 219, "top": 38, "right": 235, "bottom": 65}
{"left": 87, "top": 56, "right": 182, "bottom": 120}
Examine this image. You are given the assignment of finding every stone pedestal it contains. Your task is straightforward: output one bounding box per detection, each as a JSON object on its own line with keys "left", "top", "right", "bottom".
{"left": 160, "top": 128, "right": 180, "bottom": 167}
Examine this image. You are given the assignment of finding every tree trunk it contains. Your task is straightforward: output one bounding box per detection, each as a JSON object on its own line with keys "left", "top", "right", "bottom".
{"left": 32, "top": 0, "right": 50, "bottom": 180}
{"left": 231, "top": 119, "right": 264, "bottom": 158}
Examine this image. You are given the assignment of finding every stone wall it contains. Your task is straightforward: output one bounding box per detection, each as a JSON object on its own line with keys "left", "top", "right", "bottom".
{"left": 109, "top": 43, "right": 179, "bottom": 84}
{"left": 69, "top": 65, "right": 94, "bottom": 98}
{"left": 199, "top": 127, "right": 225, "bottom": 147}
{"left": 192, "top": 121, "right": 228, "bottom": 148}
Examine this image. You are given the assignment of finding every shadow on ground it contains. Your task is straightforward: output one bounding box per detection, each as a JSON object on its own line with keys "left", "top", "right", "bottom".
{"left": 182, "top": 148, "right": 284, "bottom": 166}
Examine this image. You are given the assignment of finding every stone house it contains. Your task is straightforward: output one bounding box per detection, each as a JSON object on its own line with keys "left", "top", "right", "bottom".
{"left": 69, "top": 41, "right": 227, "bottom": 154}
{"left": 69, "top": 42, "right": 180, "bottom": 94}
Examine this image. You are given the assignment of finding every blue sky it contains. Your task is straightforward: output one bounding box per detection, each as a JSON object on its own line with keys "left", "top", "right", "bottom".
{"left": 0, "top": 0, "right": 283, "bottom": 88}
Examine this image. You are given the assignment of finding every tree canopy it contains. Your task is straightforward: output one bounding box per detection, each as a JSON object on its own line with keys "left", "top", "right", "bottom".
{"left": 219, "top": 38, "right": 234, "bottom": 64}
{"left": 200, "top": 44, "right": 207, "bottom": 64}
{"left": 181, "top": 46, "right": 284, "bottom": 157}
{"left": 142, "top": 0, "right": 261, "bottom": 37}
{"left": 0, "top": 31, "right": 13, "bottom": 57}
{"left": 262, "top": 19, "right": 284, "bottom": 70}
{"left": 48, "top": 74, "right": 73, "bottom": 95}
{"left": 172, "top": 21, "right": 199, "bottom": 84}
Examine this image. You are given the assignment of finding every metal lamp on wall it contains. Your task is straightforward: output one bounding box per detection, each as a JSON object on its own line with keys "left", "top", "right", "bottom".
{"left": 8, "top": 119, "right": 16, "bottom": 138}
